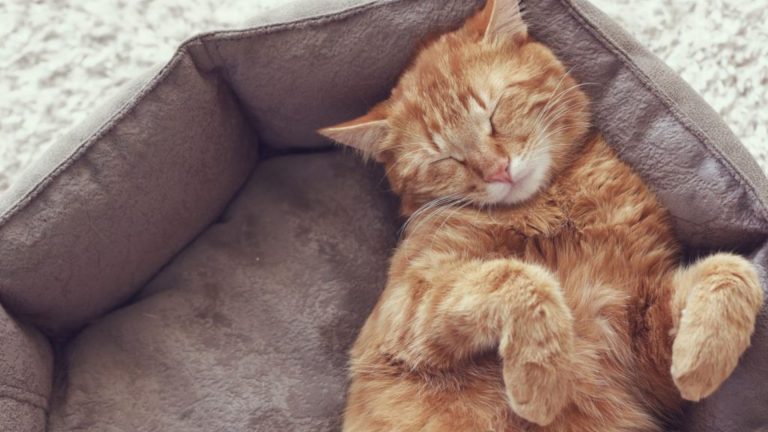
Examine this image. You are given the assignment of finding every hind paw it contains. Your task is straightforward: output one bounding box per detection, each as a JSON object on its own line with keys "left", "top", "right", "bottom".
{"left": 500, "top": 272, "right": 574, "bottom": 425}
{"left": 672, "top": 254, "right": 763, "bottom": 401}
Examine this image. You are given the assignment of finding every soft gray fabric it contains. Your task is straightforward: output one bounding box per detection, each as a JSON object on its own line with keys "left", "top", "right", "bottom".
{"left": 0, "top": 305, "right": 52, "bottom": 430}
{"left": 48, "top": 153, "right": 399, "bottom": 431}
{"left": 0, "top": 55, "right": 258, "bottom": 334}
{"left": 0, "top": 399, "right": 46, "bottom": 432}
{"left": 0, "top": 0, "right": 766, "bottom": 430}
{"left": 211, "top": 0, "right": 484, "bottom": 149}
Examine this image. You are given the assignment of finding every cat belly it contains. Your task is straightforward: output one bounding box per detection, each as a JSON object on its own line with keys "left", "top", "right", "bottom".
{"left": 345, "top": 198, "right": 682, "bottom": 431}
{"left": 539, "top": 234, "right": 682, "bottom": 426}
{"left": 344, "top": 348, "right": 663, "bottom": 432}
{"left": 344, "top": 354, "right": 516, "bottom": 432}
{"left": 344, "top": 243, "right": 681, "bottom": 432}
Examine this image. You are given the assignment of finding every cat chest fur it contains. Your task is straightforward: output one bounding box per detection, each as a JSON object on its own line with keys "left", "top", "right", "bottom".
{"left": 481, "top": 136, "right": 681, "bottom": 400}
{"left": 490, "top": 135, "right": 680, "bottom": 291}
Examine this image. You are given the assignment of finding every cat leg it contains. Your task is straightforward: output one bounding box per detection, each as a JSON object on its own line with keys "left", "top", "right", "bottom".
{"left": 670, "top": 253, "right": 763, "bottom": 401}
{"left": 387, "top": 257, "right": 575, "bottom": 426}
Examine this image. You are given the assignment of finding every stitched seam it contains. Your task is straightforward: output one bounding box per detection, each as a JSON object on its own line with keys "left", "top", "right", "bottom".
{"left": 0, "top": 383, "right": 48, "bottom": 411}
{"left": 199, "top": 0, "right": 387, "bottom": 43}
{"left": 559, "top": 0, "right": 768, "bottom": 223}
{"left": 0, "top": 394, "right": 48, "bottom": 411}
{"left": 0, "top": 0, "right": 400, "bottom": 229}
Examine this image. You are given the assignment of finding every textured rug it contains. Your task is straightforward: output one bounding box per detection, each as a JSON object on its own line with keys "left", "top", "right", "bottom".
{"left": 1, "top": 0, "right": 766, "bottom": 196}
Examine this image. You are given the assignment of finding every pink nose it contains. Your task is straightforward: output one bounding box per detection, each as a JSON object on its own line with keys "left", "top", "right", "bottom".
{"left": 485, "top": 163, "right": 513, "bottom": 184}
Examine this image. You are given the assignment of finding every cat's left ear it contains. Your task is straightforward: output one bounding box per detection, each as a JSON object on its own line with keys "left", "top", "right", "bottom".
{"left": 318, "top": 108, "right": 388, "bottom": 159}
{"left": 480, "top": 0, "right": 528, "bottom": 42}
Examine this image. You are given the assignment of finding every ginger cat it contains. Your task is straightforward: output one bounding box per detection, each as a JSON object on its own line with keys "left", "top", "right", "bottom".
{"left": 319, "top": 0, "right": 764, "bottom": 430}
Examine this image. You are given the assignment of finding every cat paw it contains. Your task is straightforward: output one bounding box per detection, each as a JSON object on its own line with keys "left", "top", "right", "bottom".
{"left": 671, "top": 323, "right": 738, "bottom": 401}
{"left": 500, "top": 271, "right": 574, "bottom": 426}
{"left": 672, "top": 254, "right": 763, "bottom": 401}
{"left": 504, "top": 358, "right": 572, "bottom": 426}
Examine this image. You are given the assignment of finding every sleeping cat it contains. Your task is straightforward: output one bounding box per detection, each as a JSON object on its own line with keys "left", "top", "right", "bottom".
{"left": 319, "top": 0, "right": 764, "bottom": 430}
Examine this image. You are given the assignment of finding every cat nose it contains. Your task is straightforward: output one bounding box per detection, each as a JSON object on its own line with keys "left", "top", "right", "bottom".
{"left": 484, "top": 160, "right": 513, "bottom": 184}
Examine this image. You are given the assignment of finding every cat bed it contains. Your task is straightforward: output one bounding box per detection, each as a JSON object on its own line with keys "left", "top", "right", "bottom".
{"left": 1, "top": 0, "right": 766, "bottom": 430}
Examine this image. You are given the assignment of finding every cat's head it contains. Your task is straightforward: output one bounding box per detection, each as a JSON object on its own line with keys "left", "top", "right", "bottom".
{"left": 320, "top": 0, "right": 590, "bottom": 214}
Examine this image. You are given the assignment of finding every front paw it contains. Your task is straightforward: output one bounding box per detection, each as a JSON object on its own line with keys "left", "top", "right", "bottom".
{"left": 672, "top": 254, "right": 763, "bottom": 401}
{"left": 671, "top": 318, "right": 736, "bottom": 401}
{"left": 503, "top": 355, "right": 573, "bottom": 426}
{"left": 500, "top": 271, "right": 574, "bottom": 426}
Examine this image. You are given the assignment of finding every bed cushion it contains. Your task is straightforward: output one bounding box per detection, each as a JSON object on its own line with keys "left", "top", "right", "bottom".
{"left": 0, "top": 306, "right": 51, "bottom": 432}
{"left": 0, "top": 0, "right": 766, "bottom": 431}
{"left": 48, "top": 152, "right": 399, "bottom": 431}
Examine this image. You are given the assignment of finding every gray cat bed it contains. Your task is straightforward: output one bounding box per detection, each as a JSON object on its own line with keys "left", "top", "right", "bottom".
{"left": 1, "top": 0, "right": 766, "bottom": 430}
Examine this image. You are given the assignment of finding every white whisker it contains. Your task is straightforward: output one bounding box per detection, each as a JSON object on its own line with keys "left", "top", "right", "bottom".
{"left": 401, "top": 193, "right": 463, "bottom": 237}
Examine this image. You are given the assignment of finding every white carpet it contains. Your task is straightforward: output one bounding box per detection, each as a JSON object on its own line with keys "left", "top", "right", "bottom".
{"left": 1, "top": 0, "right": 766, "bottom": 196}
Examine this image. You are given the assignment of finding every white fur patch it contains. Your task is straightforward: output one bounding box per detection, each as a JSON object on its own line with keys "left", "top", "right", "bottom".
{"left": 483, "top": 152, "right": 551, "bottom": 205}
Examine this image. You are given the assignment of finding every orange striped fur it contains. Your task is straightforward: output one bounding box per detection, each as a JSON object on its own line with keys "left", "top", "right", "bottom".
{"left": 319, "top": 1, "right": 763, "bottom": 430}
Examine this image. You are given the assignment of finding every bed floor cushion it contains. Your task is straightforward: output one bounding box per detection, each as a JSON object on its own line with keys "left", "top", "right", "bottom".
{"left": 47, "top": 152, "right": 398, "bottom": 431}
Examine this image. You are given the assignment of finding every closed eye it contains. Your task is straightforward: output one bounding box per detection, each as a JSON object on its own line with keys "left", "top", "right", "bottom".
{"left": 489, "top": 96, "right": 509, "bottom": 136}
{"left": 489, "top": 86, "right": 520, "bottom": 135}
{"left": 430, "top": 155, "right": 465, "bottom": 166}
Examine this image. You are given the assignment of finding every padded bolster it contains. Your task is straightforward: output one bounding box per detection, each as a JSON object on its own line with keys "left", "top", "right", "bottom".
{"left": 527, "top": 0, "right": 768, "bottom": 250}
{"left": 0, "top": 51, "right": 257, "bottom": 334}
{"left": 0, "top": 305, "right": 52, "bottom": 432}
{"left": 209, "top": 0, "right": 484, "bottom": 150}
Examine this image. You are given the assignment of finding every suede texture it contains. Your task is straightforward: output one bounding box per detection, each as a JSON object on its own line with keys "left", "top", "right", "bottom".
{"left": 0, "top": 305, "right": 52, "bottom": 430}
{"left": 48, "top": 153, "right": 399, "bottom": 431}
{"left": 0, "top": 0, "right": 766, "bottom": 430}
{"left": 0, "top": 55, "right": 258, "bottom": 334}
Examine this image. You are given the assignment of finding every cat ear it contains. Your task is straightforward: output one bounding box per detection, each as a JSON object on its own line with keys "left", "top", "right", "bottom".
{"left": 318, "top": 109, "right": 388, "bottom": 158}
{"left": 481, "top": 0, "right": 528, "bottom": 42}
